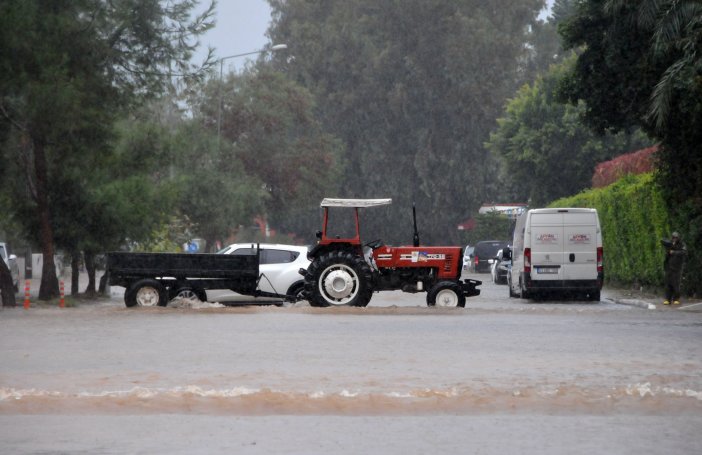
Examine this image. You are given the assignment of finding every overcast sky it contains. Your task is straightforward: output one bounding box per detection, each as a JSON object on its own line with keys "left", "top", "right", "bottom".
{"left": 193, "top": 0, "right": 273, "bottom": 72}
{"left": 195, "top": 0, "right": 555, "bottom": 73}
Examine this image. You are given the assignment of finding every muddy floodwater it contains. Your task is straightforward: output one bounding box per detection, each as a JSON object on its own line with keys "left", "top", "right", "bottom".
{"left": 1, "top": 278, "right": 701, "bottom": 454}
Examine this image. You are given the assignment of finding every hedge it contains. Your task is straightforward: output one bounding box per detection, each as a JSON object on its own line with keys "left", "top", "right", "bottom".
{"left": 550, "top": 173, "right": 670, "bottom": 287}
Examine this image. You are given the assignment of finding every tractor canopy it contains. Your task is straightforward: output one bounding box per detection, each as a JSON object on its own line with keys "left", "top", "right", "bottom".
{"left": 320, "top": 198, "right": 392, "bottom": 208}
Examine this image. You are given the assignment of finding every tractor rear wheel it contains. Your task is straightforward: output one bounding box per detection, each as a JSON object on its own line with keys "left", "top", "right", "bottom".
{"left": 306, "top": 250, "right": 373, "bottom": 307}
{"left": 426, "top": 281, "right": 466, "bottom": 308}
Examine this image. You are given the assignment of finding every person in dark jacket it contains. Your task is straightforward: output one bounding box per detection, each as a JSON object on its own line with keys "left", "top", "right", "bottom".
{"left": 663, "top": 232, "right": 687, "bottom": 305}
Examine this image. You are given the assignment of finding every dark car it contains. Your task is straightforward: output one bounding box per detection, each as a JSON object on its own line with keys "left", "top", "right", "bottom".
{"left": 472, "top": 240, "right": 509, "bottom": 273}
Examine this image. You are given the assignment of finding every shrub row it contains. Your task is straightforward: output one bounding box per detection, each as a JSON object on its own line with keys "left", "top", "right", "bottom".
{"left": 550, "top": 173, "right": 670, "bottom": 287}
{"left": 591, "top": 146, "right": 657, "bottom": 188}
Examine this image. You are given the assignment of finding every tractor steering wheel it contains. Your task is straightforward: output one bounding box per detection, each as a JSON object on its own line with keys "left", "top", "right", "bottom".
{"left": 365, "top": 239, "right": 384, "bottom": 249}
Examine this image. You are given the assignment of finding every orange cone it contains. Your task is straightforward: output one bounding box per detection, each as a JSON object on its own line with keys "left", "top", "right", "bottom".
{"left": 23, "top": 280, "right": 30, "bottom": 309}
{"left": 59, "top": 281, "right": 65, "bottom": 308}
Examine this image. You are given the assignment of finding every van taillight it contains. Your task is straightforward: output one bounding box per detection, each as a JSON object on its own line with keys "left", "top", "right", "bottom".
{"left": 524, "top": 248, "right": 531, "bottom": 273}
{"left": 474, "top": 256, "right": 479, "bottom": 266}
{"left": 597, "top": 247, "right": 603, "bottom": 272}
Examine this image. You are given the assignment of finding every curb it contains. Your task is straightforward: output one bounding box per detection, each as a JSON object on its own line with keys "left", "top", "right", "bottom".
{"left": 607, "top": 297, "right": 702, "bottom": 312}
{"left": 605, "top": 297, "right": 655, "bottom": 310}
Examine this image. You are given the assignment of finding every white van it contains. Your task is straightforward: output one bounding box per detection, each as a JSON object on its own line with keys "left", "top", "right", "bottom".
{"left": 506, "top": 208, "right": 603, "bottom": 301}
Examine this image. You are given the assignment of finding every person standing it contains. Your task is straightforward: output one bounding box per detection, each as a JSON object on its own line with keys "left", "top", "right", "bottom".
{"left": 663, "top": 232, "right": 687, "bottom": 305}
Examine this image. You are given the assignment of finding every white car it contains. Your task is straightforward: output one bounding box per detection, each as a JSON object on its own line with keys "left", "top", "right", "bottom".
{"left": 0, "top": 242, "right": 20, "bottom": 292}
{"left": 206, "top": 243, "right": 310, "bottom": 304}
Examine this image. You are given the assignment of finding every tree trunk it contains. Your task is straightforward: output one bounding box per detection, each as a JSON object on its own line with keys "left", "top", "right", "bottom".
{"left": 71, "top": 252, "right": 80, "bottom": 296}
{"left": 84, "top": 251, "right": 96, "bottom": 296}
{"left": 0, "top": 257, "right": 17, "bottom": 307}
{"left": 34, "top": 140, "right": 59, "bottom": 301}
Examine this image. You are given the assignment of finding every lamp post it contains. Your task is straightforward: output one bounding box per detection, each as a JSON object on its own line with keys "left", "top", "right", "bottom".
{"left": 216, "top": 44, "right": 287, "bottom": 147}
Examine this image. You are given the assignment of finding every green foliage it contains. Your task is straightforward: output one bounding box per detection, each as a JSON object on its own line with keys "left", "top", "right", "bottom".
{"left": 487, "top": 55, "right": 653, "bottom": 207}
{"left": 193, "top": 68, "right": 344, "bottom": 243}
{"left": 0, "top": 0, "right": 215, "bottom": 298}
{"left": 556, "top": 0, "right": 702, "bottom": 295}
{"left": 551, "top": 173, "right": 670, "bottom": 286}
{"left": 133, "top": 215, "right": 196, "bottom": 253}
{"left": 267, "top": 0, "right": 547, "bottom": 244}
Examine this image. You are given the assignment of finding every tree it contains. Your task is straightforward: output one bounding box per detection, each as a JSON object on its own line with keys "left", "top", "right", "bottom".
{"left": 169, "top": 119, "right": 269, "bottom": 249}
{"left": 0, "top": 0, "right": 215, "bottom": 299}
{"left": 487, "top": 55, "right": 652, "bottom": 207}
{"left": 267, "top": 0, "right": 547, "bottom": 245}
{"left": 192, "top": 68, "right": 344, "bottom": 242}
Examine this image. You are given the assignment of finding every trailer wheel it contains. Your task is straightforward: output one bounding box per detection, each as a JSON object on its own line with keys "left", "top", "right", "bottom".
{"left": 306, "top": 250, "right": 373, "bottom": 307}
{"left": 125, "top": 279, "right": 168, "bottom": 308}
{"left": 426, "top": 281, "right": 465, "bottom": 308}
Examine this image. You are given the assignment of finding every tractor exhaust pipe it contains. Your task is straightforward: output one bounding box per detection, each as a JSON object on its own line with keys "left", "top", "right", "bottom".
{"left": 412, "top": 203, "right": 420, "bottom": 247}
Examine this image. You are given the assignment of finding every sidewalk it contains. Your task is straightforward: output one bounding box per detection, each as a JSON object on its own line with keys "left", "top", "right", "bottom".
{"left": 603, "top": 285, "right": 702, "bottom": 312}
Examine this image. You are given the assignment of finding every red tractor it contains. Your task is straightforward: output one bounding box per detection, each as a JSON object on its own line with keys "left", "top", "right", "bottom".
{"left": 301, "top": 198, "right": 481, "bottom": 307}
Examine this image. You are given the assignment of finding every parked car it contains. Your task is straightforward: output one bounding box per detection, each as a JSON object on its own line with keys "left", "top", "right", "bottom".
{"left": 205, "top": 243, "right": 310, "bottom": 304}
{"left": 490, "top": 248, "right": 510, "bottom": 284}
{"left": 0, "top": 242, "right": 20, "bottom": 292}
{"left": 472, "top": 240, "right": 509, "bottom": 273}
{"left": 462, "top": 245, "right": 474, "bottom": 271}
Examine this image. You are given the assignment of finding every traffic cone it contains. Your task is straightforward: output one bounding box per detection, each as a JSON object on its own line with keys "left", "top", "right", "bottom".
{"left": 23, "top": 280, "right": 30, "bottom": 309}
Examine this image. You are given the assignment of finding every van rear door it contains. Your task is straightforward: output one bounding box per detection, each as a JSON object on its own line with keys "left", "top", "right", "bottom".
{"left": 529, "top": 212, "right": 565, "bottom": 280}
{"left": 562, "top": 211, "right": 599, "bottom": 281}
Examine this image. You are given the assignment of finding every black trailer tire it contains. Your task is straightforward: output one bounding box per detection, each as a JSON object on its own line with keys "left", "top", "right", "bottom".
{"left": 125, "top": 279, "right": 168, "bottom": 308}
{"left": 306, "top": 250, "right": 373, "bottom": 307}
{"left": 426, "top": 281, "right": 466, "bottom": 308}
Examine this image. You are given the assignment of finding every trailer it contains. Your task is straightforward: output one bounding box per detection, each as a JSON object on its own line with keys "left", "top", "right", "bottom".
{"left": 106, "top": 248, "right": 291, "bottom": 307}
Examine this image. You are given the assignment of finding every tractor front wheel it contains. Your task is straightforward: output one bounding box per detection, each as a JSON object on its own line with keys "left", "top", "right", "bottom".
{"left": 426, "top": 281, "right": 466, "bottom": 308}
{"left": 306, "top": 251, "right": 373, "bottom": 307}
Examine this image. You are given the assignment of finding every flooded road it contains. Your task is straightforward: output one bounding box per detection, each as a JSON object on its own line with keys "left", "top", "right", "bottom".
{"left": 2, "top": 275, "right": 701, "bottom": 454}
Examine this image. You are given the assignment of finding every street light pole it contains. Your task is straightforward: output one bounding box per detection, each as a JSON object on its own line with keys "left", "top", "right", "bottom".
{"left": 216, "top": 44, "right": 287, "bottom": 148}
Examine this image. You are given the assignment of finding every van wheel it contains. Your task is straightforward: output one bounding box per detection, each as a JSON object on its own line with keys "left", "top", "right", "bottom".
{"left": 508, "top": 282, "right": 517, "bottom": 298}
{"left": 125, "top": 279, "right": 168, "bottom": 307}
{"left": 519, "top": 280, "right": 530, "bottom": 299}
{"left": 588, "top": 290, "right": 601, "bottom": 302}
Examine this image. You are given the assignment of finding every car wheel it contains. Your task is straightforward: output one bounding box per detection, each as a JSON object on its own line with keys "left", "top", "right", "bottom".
{"left": 588, "top": 289, "right": 601, "bottom": 302}
{"left": 125, "top": 279, "right": 168, "bottom": 308}
{"left": 426, "top": 281, "right": 466, "bottom": 308}
{"left": 285, "top": 281, "right": 306, "bottom": 303}
{"left": 170, "top": 286, "right": 207, "bottom": 302}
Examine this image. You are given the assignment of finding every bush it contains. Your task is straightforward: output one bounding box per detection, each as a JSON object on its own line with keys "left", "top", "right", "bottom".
{"left": 592, "top": 146, "right": 657, "bottom": 188}
{"left": 551, "top": 173, "right": 670, "bottom": 287}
